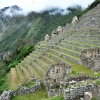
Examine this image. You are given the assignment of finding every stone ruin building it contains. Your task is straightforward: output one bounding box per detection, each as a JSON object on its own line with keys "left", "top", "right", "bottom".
{"left": 80, "top": 48, "right": 100, "bottom": 72}
{"left": 44, "top": 63, "right": 71, "bottom": 98}
{"left": 71, "top": 16, "right": 78, "bottom": 24}
{"left": 45, "top": 34, "right": 50, "bottom": 42}
{"left": 51, "top": 26, "right": 63, "bottom": 37}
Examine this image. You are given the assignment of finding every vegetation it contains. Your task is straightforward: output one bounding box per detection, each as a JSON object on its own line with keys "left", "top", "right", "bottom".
{"left": 0, "top": 40, "right": 34, "bottom": 94}
{"left": 0, "top": 6, "right": 82, "bottom": 52}
{"left": 22, "top": 82, "right": 35, "bottom": 88}
{"left": 91, "top": 97, "right": 97, "bottom": 100}
{"left": 0, "top": 6, "right": 82, "bottom": 94}
{"left": 96, "top": 80, "right": 100, "bottom": 85}
{"left": 11, "top": 83, "right": 48, "bottom": 100}
{"left": 47, "top": 94, "right": 64, "bottom": 100}
{"left": 77, "top": 0, "right": 100, "bottom": 18}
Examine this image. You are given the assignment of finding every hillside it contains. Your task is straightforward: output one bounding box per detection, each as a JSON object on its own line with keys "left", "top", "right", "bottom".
{"left": 6, "top": 2, "right": 100, "bottom": 100}
{"left": 0, "top": 5, "right": 82, "bottom": 94}
{"left": 0, "top": 6, "right": 81, "bottom": 52}
{"left": 0, "top": 1, "right": 100, "bottom": 100}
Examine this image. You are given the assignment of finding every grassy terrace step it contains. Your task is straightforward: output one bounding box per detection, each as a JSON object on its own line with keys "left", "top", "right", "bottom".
{"left": 24, "top": 58, "right": 31, "bottom": 65}
{"left": 29, "top": 53, "right": 38, "bottom": 58}
{"left": 32, "top": 62, "right": 46, "bottom": 76}
{"left": 16, "top": 65, "right": 26, "bottom": 83}
{"left": 10, "top": 68, "right": 20, "bottom": 89}
{"left": 50, "top": 45, "right": 81, "bottom": 57}
{"left": 66, "top": 38, "right": 100, "bottom": 45}
{"left": 49, "top": 48, "right": 79, "bottom": 64}
{"left": 36, "top": 58, "right": 49, "bottom": 69}
{"left": 58, "top": 43, "right": 86, "bottom": 52}
{"left": 42, "top": 55, "right": 57, "bottom": 64}
{"left": 64, "top": 40, "right": 100, "bottom": 48}
{"left": 40, "top": 44, "right": 81, "bottom": 56}
{"left": 18, "top": 63, "right": 32, "bottom": 80}
{"left": 45, "top": 52, "right": 94, "bottom": 76}
{"left": 45, "top": 52, "right": 74, "bottom": 65}
{"left": 27, "top": 55, "right": 37, "bottom": 61}
{"left": 24, "top": 63, "right": 42, "bottom": 79}
{"left": 32, "top": 51, "right": 42, "bottom": 55}
{"left": 51, "top": 48, "right": 79, "bottom": 60}
{"left": 57, "top": 46, "right": 80, "bottom": 54}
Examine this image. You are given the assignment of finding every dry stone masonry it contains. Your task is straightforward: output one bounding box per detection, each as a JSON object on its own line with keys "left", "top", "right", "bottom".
{"left": 44, "top": 63, "right": 71, "bottom": 97}
{"left": 80, "top": 48, "right": 100, "bottom": 72}
{"left": 64, "top": 84, "right": 100, "bottom": 100}
{"left": 0, "top": 78, "right": 41, "bottom": 100}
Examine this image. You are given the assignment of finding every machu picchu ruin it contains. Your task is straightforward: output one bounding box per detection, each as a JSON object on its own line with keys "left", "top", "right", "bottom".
{"left": 0, "top": 1, "right": 100, "bottom": 100}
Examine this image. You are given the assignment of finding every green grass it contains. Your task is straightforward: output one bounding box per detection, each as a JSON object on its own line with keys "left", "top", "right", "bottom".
{"left": 22, "top": 81, "right": 35, "bottom": 88}
{"left": 11, "top": 83, "right": 48, "bottom": 100}
{"left": 96, "top": 80, "right": 100, "bottom": 86}
{"left": 33, "top": 62, "right": 46, "bottom": 73}
{"left": 65, "top": 40, "right": 100, "bottom": 48}
{"left": 47, "top": 94, "right": 64, "bottom": 100}
{"left": 91, "top": 97, "right": 97, "bottom": 100}
{"left": 71, "top": 64, "right": 94, "bottom": 76}
{"left": 57, "top": 46, "right": 80, "bottom": 54}
{"left": 51, "top": 48, "right": 79, "bottom": 60}
{"left": 25, "top": 64, "right": 42, "bottom": 79}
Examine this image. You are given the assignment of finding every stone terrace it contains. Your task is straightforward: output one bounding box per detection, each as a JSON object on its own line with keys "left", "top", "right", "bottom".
{"left": 8, "top": 4, "right": 100, "bottom": 90}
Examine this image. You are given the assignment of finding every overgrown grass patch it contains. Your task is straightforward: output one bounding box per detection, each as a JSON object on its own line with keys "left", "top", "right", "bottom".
{"left": 71, "top": 64, "right": 94, "bottom": 76}
{"left": 47, "top": 94, "right": 64, "bottom": 100}
{"left": 96, "top": 80, "right": 100, "bottom": 86}
{"left": 11, "top": 83, "right": 48, "bottom": 100}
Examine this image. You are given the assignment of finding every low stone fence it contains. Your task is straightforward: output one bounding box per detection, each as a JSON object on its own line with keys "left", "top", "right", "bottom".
{"left": 0, "top": 78, "right": 41, "bottom": 100}
{"left": 64, "top": 84, "right": 100, "bottom": 100}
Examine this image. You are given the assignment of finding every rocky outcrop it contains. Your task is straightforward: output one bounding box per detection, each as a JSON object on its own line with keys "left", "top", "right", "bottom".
{"left": 0, "top": 51, "right": 10, "bottom": 60}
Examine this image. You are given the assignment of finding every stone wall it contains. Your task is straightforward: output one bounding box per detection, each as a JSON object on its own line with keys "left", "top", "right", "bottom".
{"left": 0, "top": 78, "right": 41, "bottom": 100}
{"left": 80, "top": 48, "right": 100, "bottom": 72}
{"left": 44, "top": 63, "right": 71, "bottom": 98}
{"left": 64, "top": 84, "right": 100, "bottom": 100}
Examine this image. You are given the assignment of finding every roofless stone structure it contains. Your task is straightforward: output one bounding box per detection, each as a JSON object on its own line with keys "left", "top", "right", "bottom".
{"left": 44, "top": 63, "right": 71, "bottom": 97}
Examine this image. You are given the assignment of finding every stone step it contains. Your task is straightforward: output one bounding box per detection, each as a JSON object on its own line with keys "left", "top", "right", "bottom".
{"left": 10, "top": 68, "right": 20, "bottom": 89}
{"left": 49, "top": 48, "right": 79, "bottom": 64}
{"left": 29, "top": 53, "right": 38, "bottom": 58}
{"left": 21, "top": 61, "right": 33, "bottom": 77}
{"left": 59, "top": 43, "right": 86, "bottom": 52}
{"left": 16, "top": 65, "right": 26, "bottom": 83}
{"left": 32, "top": 51, "right": 42, "bottom": 55}
{"left": 36, "top": 58, "right": 49, "bottom": 70}
{"left": 45, "top": 52, "right": 74, "bottom": 66}
{"left": 66, "top": 38, "right": 100, "bottom": 45}
{"left": 41, "top": 55, "right": 57, "bottom": 64}
{"left": 52, "top": 46, "right": 80, "bottom": 57}
{"left": 23, "top": 62, "right": 42, "bottom": 79}
{"left": 63, "top": 40, "right": 100, "bottom": 48}
{"left": 18, "top": 63, "right": 32, "bottom": 80}
{"left": 31, "top": 62, "right": 46, "bottom": 77}
{"left": 23, "top": 58, "right": 31, "bottom": 65}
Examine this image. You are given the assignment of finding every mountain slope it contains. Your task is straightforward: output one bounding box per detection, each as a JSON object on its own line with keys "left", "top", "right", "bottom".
{"left": 0, "top": 6, "right": 81, "bottom": 52}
